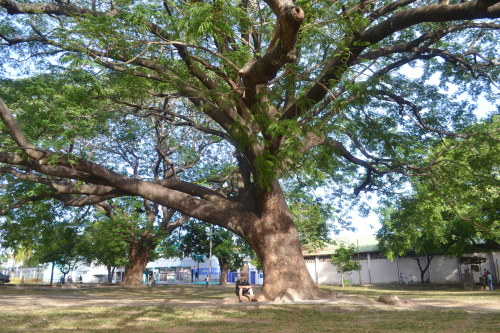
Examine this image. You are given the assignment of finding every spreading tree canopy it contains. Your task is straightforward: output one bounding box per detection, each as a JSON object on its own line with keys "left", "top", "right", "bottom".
{"left": 1, "top": 0, "right": 500, "bottom": 300}
{"left": 377, "top": 118, "right": 500, "bottom": 282}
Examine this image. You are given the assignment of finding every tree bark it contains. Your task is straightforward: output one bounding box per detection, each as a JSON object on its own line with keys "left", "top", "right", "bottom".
{"left": 50, "top": 262, "right": 55, "bottom": 285}
{"left": 107, "top": 265, "right": 112, "bottom": 283}
{"left": 122, "top": 241, "right": 154, "bottom": 286}
{"left": 244, "top": 183, "right": 325, "bottom": 301}
{"left": 219, "top": 259, "right": 228, "bottom": 285}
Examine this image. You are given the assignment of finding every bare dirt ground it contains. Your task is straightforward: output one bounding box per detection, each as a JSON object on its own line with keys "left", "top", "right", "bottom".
{"left": 1, "top": 284, "right": 499, "bottom": 314}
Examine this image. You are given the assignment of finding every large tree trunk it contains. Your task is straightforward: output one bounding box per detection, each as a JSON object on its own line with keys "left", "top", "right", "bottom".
{"left": 219, "top": 259, "right": 228, "bottom": 285}
{"left": 243, "top": 183, "right": 325, "bottom": 301}
{"left": 122, "top": 240, "right": 154, "bottom": 286}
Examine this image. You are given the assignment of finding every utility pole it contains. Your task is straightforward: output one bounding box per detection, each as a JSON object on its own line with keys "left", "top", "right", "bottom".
{"left": 209, "top": 224, "right": 212, "bottom": 287}
{"left": 358, "top": 239, "right": 361, "bottom": 285}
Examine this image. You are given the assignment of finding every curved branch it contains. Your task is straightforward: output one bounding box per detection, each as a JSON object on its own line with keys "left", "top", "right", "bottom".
{"left": 0, "top": 167, "right": 119, "bottom": 196}
{"left": 283, "top": 0, "right": 500, "bottom": 120}
{"left": 354, "top": 169, "right": 372, "bottom": 196}
{"left": 377, "top": 90, "right": 500, "bottom": 139}
{"left": 240, "top": 1, "right": 305, "bottom": 87}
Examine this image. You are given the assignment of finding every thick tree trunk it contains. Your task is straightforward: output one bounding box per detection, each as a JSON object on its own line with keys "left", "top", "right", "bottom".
{"left": 122, "top": 241, "right": 154, "bottom": 286}
{"left": 107, "top": 265, "right": 112, "bottom": 283}
{"left": 243, "top": 183, "right": 325, "bottom": 301}
{"left": 219, "top": 259, "right": 228, "bottom": 285}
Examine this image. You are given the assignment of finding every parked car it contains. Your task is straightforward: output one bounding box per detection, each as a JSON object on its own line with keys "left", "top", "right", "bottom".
{"left": 0, "top": 272, "right": 11, "bottom": 284}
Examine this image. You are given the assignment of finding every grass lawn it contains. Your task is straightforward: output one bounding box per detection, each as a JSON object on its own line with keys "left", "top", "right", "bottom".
{"left": 0, "top": 284, "right": 237, "bottom": 301}
{"left": 0, "top": 284, "right": 499, "bottom": 332}
{"left": 320, "top": 283, "right": 500, "bottom": 301}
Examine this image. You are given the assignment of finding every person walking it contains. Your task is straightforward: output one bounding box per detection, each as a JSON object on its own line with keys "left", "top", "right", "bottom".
{"left": 151, "top": 272, "right": 157, "bottom": 287}
{"left": 205, "top": 275, "right": 209, "bottom": 288}
{"left": 487, "top": 271, "right": 494, "bottom": 291}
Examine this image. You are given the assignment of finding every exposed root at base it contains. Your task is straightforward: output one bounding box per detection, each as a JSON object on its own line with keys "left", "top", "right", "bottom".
{"left": 268, "top": 288, "right": 344, "bottom": 303}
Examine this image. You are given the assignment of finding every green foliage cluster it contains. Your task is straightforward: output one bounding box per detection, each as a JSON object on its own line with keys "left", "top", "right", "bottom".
{"left": 76, "top": 218, "right": 129, "bottom": 270}
{"left": 377, "top": 117, "right": 500, "bottom": 259}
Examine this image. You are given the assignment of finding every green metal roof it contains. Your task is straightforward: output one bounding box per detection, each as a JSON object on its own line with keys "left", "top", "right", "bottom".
{"left": 302, "top": 235, "right": 379, "bottom": 256}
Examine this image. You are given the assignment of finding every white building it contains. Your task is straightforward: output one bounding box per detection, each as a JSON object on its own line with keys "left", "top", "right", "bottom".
{"left": 303, "top": 235, "right": 500, "bottom": 285}
{"left": 145, "top": 256, "right": 220, "bottom": 285}
{"left": 0, "top": 258, "right": 125, "bottom": 284}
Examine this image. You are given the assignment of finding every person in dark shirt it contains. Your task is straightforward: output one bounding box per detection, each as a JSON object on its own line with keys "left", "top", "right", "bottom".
{"left": 235, "top": 274, "right": 257, "bottom": 303}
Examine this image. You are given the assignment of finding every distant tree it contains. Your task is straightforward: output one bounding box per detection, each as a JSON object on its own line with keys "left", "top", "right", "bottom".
{"left": 165, "top": 220, "right": 248, "bottom": 285}
{"left": 77, "top": 218, "right": 129, "bottom": 283}
{"left": 377, "top": 118, "right": 500, "bottom": 284}
{"left": 30, "top": 227, "right": 82, "bottom": 284}
{"left": 331, "top": 242, "right": 362, "bottom": 288}
{"left": 0, "top": 200, "right": 83, "bottom": 284}
{"left": 377, "top": 220, "right": 442, "bottom": 284}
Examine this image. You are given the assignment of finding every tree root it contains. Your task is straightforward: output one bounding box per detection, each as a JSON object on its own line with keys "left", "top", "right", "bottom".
{"left": 270, "top": 288, "right": 344, "bottom": 303}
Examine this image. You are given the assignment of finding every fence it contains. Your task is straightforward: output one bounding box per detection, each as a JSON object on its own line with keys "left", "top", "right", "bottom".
{"left": 2, "top": 267, "right": 46, "bottom": 284}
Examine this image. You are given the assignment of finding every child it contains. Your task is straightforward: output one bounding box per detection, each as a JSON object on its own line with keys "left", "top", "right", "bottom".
{"left": 405, "top": 276, "right": 408, "bottom": 284}
{"left": 410, "top": 275, "right": 414, "bottom": 285}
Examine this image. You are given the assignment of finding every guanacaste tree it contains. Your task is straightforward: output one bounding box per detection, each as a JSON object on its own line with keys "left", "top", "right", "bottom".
{"left": 1, "top": 0, "right": 500, "bottom": 300}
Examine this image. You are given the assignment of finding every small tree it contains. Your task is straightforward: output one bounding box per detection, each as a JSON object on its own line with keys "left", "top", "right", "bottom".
{"left": 77, "top": 218, "right": 129, "bottom": 284}
{"left": 28, "top": 226, "right": 82, "bottom": 284}
{"left": 165, "top": 220, "right": 248, "bottom": 285}
{"left": 331, "top": 243, "right": 362, "bottom": 288}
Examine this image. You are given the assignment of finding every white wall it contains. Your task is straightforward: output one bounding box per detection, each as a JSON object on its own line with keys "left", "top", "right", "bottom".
{"left": 398, "top": 257, "right": 427, "bottom": 284}
{"left": 304, "top": 253, "right": 497, "bottom": 285}
{"left": 430, "top": 256, "right": 460, "bottom": 283}
{"left": 369, "top": 258, "right": 399, "bottom": 284}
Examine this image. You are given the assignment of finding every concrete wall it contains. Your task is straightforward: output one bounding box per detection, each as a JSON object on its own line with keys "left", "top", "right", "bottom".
{"left": 398, "top": 257, "right": 428, "bottom": 284}
{"left": 430, "top": 256, "right": 460, "bottom": 283}
{"left": 351, "top": 260, "right": 371, "bottom": 285}
{"left": 369, "top": 258, "right": 399, "bottom": 284}
{"left": 305, "top": 253, "right": 500, "bottom": 285}
{"left": 306, "top": 258, "right": 396, "bottom": 285}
